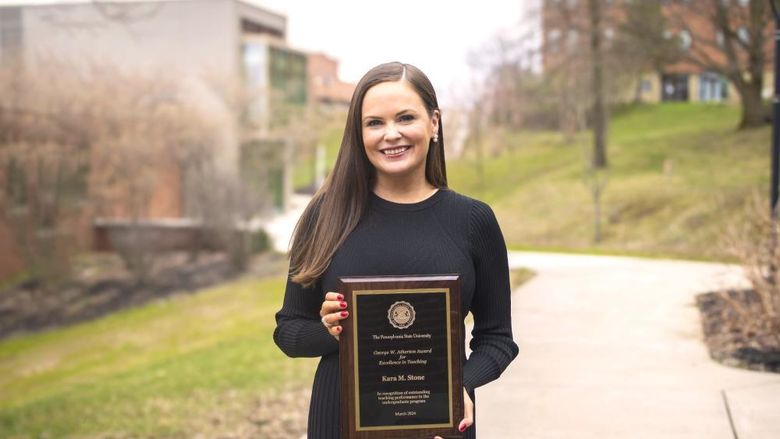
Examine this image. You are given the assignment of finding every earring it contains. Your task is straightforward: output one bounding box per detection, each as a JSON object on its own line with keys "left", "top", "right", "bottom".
{"left": 432, "top": 134, "right": 439, "bottom": 143}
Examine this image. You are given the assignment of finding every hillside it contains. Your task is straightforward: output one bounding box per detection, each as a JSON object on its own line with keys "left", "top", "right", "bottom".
{"left": 448, "top": 103, "right": 770, "bottom": 261}
{"left": 0, "top": 273, "right": 317, "bottom": 437}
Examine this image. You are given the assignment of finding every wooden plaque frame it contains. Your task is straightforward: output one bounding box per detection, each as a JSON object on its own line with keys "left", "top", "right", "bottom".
{"left": 338, "top": 275, "right": 464, "bottom": 439}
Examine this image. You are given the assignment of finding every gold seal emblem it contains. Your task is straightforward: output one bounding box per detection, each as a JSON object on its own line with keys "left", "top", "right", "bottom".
{"left": 388, "top": 301, "right": 415, "bottom": 329}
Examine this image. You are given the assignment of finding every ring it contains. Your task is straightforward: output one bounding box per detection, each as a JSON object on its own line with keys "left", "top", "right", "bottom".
{"left": 321, "top": 315, "right": 335, "bottom": 329}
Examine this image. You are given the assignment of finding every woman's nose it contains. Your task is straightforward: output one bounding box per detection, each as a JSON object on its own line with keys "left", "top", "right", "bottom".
{"left": 384, "top": 123, "right": 402, "bottom": 140}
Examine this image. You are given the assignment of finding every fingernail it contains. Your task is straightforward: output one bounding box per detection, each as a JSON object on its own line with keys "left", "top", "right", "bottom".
{"left": 337, "top": 294, "right": 344, "bottom": 300}
{"left": 339, "top": 301, "right": 347, "bottom": 308}
{"left": 459, "top": 424, "right": 466, "bottom": 432}
{"left": 340, "top": 311, "right": 348, "bottom": 317}
{"left": 335, "top": 326, "right": 342, "bottom": 332}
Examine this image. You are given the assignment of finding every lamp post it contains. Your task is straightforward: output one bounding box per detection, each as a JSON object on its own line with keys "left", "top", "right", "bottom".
{"left": 769, "top": 0, "right": 780, "bottom": 283}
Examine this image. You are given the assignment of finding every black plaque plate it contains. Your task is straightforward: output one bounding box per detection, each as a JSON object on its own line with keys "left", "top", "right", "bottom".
{"left": 338, "top": 275, "right": 463, "bottom": 439}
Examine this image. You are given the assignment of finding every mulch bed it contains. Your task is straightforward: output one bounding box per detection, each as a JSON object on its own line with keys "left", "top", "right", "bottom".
{"left": 696, "top": 289, "right": 780, "bottom": 373}
{"left": 0, "top": 251, "right": 287, "bottom": 340}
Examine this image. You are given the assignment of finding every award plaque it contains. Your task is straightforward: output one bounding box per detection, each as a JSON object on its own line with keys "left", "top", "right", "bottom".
{"left": 338, "top": 275, "right": 463, "bottom": 439}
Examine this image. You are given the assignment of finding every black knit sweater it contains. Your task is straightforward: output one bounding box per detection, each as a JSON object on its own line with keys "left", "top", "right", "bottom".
{"left": 273, "top": 188, "right": 519, "bottom": 438}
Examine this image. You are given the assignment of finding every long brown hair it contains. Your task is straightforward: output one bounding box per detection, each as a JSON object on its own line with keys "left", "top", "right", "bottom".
{"left": 289, "top": 62, "right": 447, "bottom": 287}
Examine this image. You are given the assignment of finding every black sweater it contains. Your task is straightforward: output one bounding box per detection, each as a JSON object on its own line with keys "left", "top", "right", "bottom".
{"left": 273, "top": 188, "right": 519, "bottom": 438}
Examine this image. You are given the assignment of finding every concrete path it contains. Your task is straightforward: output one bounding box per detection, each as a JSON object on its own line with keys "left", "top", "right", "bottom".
{"left": 262, "top": 194, "right": 311, "bottom": 253}
{"left": 474, "top": 252, "right": 780, "bottom": 439}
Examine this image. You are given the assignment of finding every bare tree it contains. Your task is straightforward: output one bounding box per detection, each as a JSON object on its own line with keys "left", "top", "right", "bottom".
{"left": 0, "top": 59, "right": 258, "bottom": 283}
{"left": 586, "top": 0, "right": 609, "bottom": 243}
{"left": 624, "top": 0, "right": 772, "bottom": 129}
{"left": 615, "top": 1, "right": 682, "bottom": 103}
{"left": 0, "top": 61, "right": 92, "bottom": 286}
{"left": 542, "top": 0, "right": 616, "bottom": 243}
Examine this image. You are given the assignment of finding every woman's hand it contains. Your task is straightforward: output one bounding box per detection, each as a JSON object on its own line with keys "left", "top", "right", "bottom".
{"left": 320, "top": 291, "right": 348, "bottom": 340}
{"left": 434, "top": 388, "right": 473, "bottom": 438}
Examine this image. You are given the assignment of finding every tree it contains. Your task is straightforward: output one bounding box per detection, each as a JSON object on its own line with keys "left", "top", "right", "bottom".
{"left": 541, "top": 0, "right": 616, "bottom": 242}
{"left": 625, "top": 0, "right": 772, "bottom": 129}
{"left": 615, "top": 2, "right": 683, "bottom": 102}
{"left": 0, "top": 59, "right": 263, "bottom": 283}
{"left": 587, "top": 0, "right": 609, "bottom": 243}
{"left": 0, "top": 62, "right": 91, "bottom": 286}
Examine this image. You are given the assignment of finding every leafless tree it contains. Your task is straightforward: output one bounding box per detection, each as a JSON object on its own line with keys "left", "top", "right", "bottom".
{"left": 615, "top": 1, "right": 682, "bottom": 102}
{"left": 585, "top": 0, "right": 609, "bottom": 243}
{"left": 0, "top": 61, "right": 92, "bottom": 286}
{"left": 0, "top": 59, "right": 260, "bottom": 283}
{"left": 542, "top": 0, "right": 617, "bottom": 243}
{"left": 624, "top": 0, "right": 772, "bottom": 129}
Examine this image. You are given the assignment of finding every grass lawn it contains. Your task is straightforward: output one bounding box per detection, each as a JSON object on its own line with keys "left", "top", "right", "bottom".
{"left": 292, "top": 122, "right": 345, "bottom": 192}
{"left": 0, "top": 274, "right": 317, "bottom": 438}
{"left": 448, "top": 103, "right": 770, "bottom": 261}
{"left": 0, "top": 265, "right": 537, "bottom": 438}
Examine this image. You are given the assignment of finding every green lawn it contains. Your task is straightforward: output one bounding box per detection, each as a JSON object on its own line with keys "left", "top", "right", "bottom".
{"left": 0, "top": 274, "right": 317, "bottom": 437}
{"left": 293, "top": 123, "right": 345, "bottom": 191}
{"left": 448, "top": 103, "right": 769, "bottom": 261}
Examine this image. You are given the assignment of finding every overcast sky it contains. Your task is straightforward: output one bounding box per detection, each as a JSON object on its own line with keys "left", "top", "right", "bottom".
{"left": 2, "top": 0, "right": 538, "bottom": 105}
{"left": 249, "top": 0, "right": 535, "bottom": 105}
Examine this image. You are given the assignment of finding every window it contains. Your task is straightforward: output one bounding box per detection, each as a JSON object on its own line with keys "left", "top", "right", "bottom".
{"left": 548, "top": 28, "right": 562, "bottom": 51}
{"left": 699, "top": 72, "right": 728, "bottom": 102}
{"left": 567, "top": 29, "right": 578, "bottom": 49}
{"left": 679, "top": 29, "right": 692, "bottom": 50}
{"left": 661, "top": 74, "right": 690, "bottom": 101}
{"left": 715, "top": 30, "right": 725, "bottom": 47}
{"left": 737, "top": 27, "right": 750, "bottom": 44}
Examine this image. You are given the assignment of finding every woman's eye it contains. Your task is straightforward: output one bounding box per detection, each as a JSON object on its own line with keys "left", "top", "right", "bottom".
{"left": 399, "top": 114, "right": 415, "bottom": 122}
{"left": 366, "top": 119, "right": 382, "bottom": 127}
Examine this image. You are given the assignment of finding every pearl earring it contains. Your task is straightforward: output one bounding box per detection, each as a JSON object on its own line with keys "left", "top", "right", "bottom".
{"left": 432, "top": 134, "right": 439, "bottom": 143}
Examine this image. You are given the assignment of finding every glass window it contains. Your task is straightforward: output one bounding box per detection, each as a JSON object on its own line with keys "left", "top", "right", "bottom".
{"left": 699, "top": 72, "right": 728, "bottom": 103}
{"left": 679, "top": 29, "right": 692, "bottom": 50}
{"left": 715, "top": 30, "right": 725, "bottom": 47}
{"left": 737, "top": 27, "right": 750, "bottom": 44}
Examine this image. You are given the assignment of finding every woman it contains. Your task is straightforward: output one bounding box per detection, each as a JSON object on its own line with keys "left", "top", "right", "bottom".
{"left": 273, "top": 62, "right": 518, "bottom": 438}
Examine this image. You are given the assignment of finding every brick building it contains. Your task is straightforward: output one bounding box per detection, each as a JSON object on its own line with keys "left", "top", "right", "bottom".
{"left": 0, "top": 0, "right": 351, "bottom": 280}
{"left": 541, "top": 0, "right": 774, "bottom": 104}
{"left": 307, "top": 52, "right": 355, "bottom": 109}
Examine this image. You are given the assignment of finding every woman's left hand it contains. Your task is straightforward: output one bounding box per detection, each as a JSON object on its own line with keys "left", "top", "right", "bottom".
{"left": 434, "top": 388, "right": 473, "bottom": 438}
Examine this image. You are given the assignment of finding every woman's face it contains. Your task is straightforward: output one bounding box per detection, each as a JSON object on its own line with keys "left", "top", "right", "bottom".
{"left": 360, "top": 80, "right": 439, "bottom": 185}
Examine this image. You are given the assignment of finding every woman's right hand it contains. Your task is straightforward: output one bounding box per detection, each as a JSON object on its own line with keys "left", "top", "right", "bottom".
{"left": 320, "top": 292, "right": 349, "bottom": 340}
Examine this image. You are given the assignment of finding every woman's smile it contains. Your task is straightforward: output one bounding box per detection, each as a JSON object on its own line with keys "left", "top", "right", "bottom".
{"left": 380, "top": 144, "right": 412, "bottom": 158}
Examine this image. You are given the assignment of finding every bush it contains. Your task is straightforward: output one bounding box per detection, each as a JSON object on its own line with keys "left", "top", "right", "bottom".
{"left": 722, "top": 192, "right": 780, "bottom": 345}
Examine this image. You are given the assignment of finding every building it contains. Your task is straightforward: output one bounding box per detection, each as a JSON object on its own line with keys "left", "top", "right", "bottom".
{"left": 541, "top": 0, "right": 773, "bottom": 104}
{"left": 307, "top": 52, "right": 355, "bottom": 109}
{"left": 0, "top": 0, "right": 334, "bottom": 279}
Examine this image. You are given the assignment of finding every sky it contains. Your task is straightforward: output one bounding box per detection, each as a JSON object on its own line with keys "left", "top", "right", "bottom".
{"left": 1, "top": 0, "right": 539, "bottom": 106}
{"left": 246, "top": 0, "right": 536, "bottom": 105}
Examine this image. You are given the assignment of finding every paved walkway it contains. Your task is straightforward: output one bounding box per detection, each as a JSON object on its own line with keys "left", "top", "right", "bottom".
{"left": 262, "top": 194, "right": 311, "bottom": 253}
{"left": 474, "top": 252, "right": 780, "bottom": 439}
